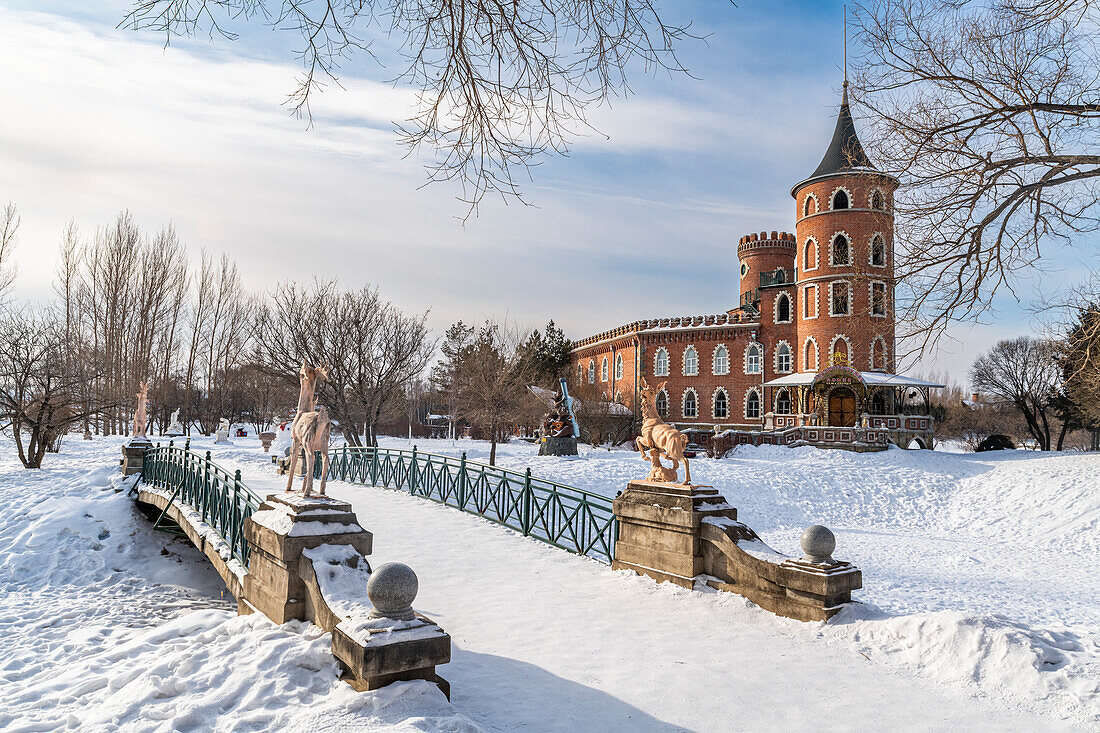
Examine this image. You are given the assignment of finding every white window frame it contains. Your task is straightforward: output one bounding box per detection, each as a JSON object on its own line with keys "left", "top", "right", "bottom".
{"left": 870, "top": 280, "right": 888, "bottom": 317}
{"left": 803, "top": 336, "right": 819, "bottom": 372}
{"left": 829, "top": 280, "right": 852, "bottom": 318}
{"left": 712, "top": 344, "right": 730, "bottom": 375}
{"left": 869, "top": 232, "right": 887, "bottom": 268}
{"left": 775, "top": 340, "right": 792, "bottom": 374}
{"left": 745, "top": 343, "right": 763, "bottom": 375}
{"left": 655, "top": 389, "right": 670, "bottom": 418}
{"left": 802, "top": 192, "right": 819, "bottom": 218}
{"left": 682, "top": 388, "right": 698, "bottom": 419}
{"left": 775, "top": 388, "right": 792, "bottom": 415}
{"left": 870, "top": 336, "right": 889, "bottom": 371}
{"left": 803, "top": 284, "right": 819, "bottom": 320}
{"left": 803, "top": 236, "right": 819, "bottom": 272}
{"left": 600, "top": 356, "right": 609, "bottom": 382}
{"left": 654, "top": 347, "right": 669, "bottom": 377}
{"left": 830, "top": 186, "right": 853, "bottom": 211}
{"left": 682, "top": 346, "right": 699, "bottom": 376}
{"left": 829, "top": 231, "right": 852, "bottom": 267}
{"left": 614, "top": 353, "right": 624, "bottom": 380}
{"left": 744, "top": 388, "right": 762, "bottom": 420}
{"left": 587, "top": 360, "right": 595, "bottom": 383}
{"left": 830, "top": 334, "right": 852, "bottom": 365}
{"left": 774, "top": 292, "right": 792, "bottom": 324}
{"left": 713, "top": 388, "right": 729, "bottom": 420}
{"left": 868, "top": 187, "right": 887, "bottom": 211}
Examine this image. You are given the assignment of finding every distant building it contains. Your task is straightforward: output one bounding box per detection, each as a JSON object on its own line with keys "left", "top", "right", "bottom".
{"left": 569, "top": 82, "right": 941, "bottom": 448}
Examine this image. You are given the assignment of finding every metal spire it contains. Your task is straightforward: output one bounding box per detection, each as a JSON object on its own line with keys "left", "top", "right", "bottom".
{"left": 843, "top": 5, "right": 848, "bottom": 88}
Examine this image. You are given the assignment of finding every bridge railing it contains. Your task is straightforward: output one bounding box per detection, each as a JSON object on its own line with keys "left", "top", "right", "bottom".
{"left": 142, "top": 443, "right": 264, "bottom": 566}
{"left": 322, "top": 446, "right": 618, "bottom": 563}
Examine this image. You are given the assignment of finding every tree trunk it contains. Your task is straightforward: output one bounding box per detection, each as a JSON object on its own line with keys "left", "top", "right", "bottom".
{"left": 489, "top": 419, "right": 498, "bottom": 466}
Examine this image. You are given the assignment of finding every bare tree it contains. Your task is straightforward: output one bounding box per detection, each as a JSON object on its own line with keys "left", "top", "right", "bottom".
{"left": 0, "top": 202, "right": 20, "bottom": 301}
{"left": 120, "top": 1, "right": 713, "bottom": 212}
{"left": 853, "top": 0, "right": 1100, "bottom": 347}
{"left": 971, "top": 336, "right": 1067, "bottom": 450}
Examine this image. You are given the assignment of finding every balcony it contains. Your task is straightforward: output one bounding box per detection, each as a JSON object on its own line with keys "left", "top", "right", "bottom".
{"left": 758, "top": 268, "right": 794, "bottom": 288}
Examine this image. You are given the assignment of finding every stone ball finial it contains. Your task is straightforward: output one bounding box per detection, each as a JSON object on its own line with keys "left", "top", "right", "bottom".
{"left": 367, "top": 562, "right": 419, "bottom": 621}
{"left": 800, "top": 525, "right": 836, "bottom": 564}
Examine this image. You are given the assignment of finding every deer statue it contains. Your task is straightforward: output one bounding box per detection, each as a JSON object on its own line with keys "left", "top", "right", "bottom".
{"left": 635, "top": 378, "right": 692, "bottom": 485}
{"left": 285, "top": 362, "right": 332, "bottom": 497}
{"left": 132, "top": 381, "right": 150, "bottom": 442}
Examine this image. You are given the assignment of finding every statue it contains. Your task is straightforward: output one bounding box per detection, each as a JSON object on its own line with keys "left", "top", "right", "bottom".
{"left": 285, "top": 362, "right": 332, "bottom": 497}
{"left": 131, "top": 381, "right": 150, "bottom": 444}
{"left": 214, "top": 418, "right": 231, "bottom": 444}
{"left": 635, "top": 378, "right": 692, "bottom": 484}
{"left": 535, "top": 378, "right": 580, "bottom": 456}
{"left": 165, "top": 408, "right": 184, "bottom": 437}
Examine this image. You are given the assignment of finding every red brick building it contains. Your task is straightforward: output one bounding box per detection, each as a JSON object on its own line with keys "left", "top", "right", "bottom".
{"left": 570, "top": 84, "right": 941, "bottom": 443}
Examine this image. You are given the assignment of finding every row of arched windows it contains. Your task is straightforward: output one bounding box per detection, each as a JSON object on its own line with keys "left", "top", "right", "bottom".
{"left": 802, "top": 187, "right": 889, "bottom": 218}
{"left": 652, "top": 387, "right": 767, "bottom": 420}
{"left": 803, "top": 232, "right": 888, "bottom": 271}
{"left": 803, "top": 335, "right": 889, "bottom": 371}
{"left": 580, "top": 353, "right": 626, "bottom": 384}
{"left": 652, "top": 343, "right": 787, "bottom": 377}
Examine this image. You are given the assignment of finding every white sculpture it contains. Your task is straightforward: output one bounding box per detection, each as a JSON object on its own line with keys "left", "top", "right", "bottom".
{"left": 214, "top": 418, "right": 231, "bottom": 444}
{"left": 166, "top": 408, "right": 184, "bottom": 437}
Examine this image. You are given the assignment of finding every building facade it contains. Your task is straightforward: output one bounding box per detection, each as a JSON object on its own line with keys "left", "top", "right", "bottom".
{"left": 570, "top": 84, "right": 938, "bottom": 441}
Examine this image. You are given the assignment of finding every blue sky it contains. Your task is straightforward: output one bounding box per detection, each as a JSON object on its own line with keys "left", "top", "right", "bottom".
{"left": 0, "top": 1, "right": 1081, "bottom": 385}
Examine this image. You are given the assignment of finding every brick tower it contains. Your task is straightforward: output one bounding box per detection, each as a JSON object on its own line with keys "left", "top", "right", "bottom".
{"left": 791, "top": 82, "right": 897, "bottom": 376}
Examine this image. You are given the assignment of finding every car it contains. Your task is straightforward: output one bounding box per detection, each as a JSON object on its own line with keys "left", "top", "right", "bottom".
{"left": 683, "top": 442, "right": 703, "bottom": 458}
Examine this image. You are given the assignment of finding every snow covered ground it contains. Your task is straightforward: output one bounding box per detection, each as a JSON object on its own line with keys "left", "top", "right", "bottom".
{"left": 2, "top": 434, "right": 1097, "bottom": 731}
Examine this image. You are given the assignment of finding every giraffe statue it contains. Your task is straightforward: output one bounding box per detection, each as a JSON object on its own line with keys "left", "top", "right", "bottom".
{"left": 285, "top": 362, "right": 332, "bottom": 497}
{"left": 132, "top": 381, "right": 150, "bottom": 442}
{"left": 635, "top": 378, "right": 692, "bottom": 485}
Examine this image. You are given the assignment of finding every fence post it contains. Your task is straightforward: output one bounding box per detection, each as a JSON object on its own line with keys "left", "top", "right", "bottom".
{"left": 233, "top": 469, "right": 243, "bottom": 562}
{"left": 204, "top": 451, "right": 212, "bottom": 523}
{"left": 410, "top": 446, "right": 418, "bottom": 494}
{"left": 522, "top": 468, "right": 533, "bottom": 536}
{"left": 370, "top": 446, "right": 379, "bottom": 487}
{"left": 458, "top": 452, "right": 467, "bottom": 509}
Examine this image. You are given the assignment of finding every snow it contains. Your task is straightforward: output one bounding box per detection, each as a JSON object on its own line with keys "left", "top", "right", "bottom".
{"left": 251, "top": 506, "right": 366, "bottom": 537}
{"left": 2, "top": 432, "right": 1097, "bottom": 730}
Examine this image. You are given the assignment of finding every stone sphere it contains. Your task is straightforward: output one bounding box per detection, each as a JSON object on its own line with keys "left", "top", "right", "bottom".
{"left": 800, "top": 525, "right": 836, "bottom": 563}
{"left": 367, "top": 562, "right": 419, "bottom": 621}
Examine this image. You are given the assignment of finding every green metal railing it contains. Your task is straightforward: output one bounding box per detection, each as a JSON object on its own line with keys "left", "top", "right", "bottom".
{"left": 321, "top": 446, "right": 618, "bottom": 563}
{"left": 141, "top": 442, "right": 263, "bottom": 566}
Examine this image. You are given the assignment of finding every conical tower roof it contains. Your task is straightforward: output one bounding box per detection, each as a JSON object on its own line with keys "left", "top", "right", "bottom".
{"left": 810, "top": 82, "right": 873, "bottom": 178}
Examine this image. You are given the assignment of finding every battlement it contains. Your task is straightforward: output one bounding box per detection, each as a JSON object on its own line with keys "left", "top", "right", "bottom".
{"left": 737, "top": 231, "right": 796, "bottom": 254}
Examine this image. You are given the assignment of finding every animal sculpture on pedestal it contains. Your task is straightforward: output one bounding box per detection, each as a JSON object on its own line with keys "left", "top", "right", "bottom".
{"left": 132, "top": 381, "right": 150, "bottom": 442}
{"left": 285, "top": 362, "right": 332, "bottom": 497}
{"left": 635, "top": 378, "right": 691, "bottom": 485}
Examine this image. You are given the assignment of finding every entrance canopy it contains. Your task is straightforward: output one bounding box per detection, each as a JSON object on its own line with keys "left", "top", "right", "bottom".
{"left": 762, "top": 371, "right": 945, "bottom": 389}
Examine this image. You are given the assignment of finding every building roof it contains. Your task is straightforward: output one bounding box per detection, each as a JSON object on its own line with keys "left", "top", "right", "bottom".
{"left": 791, "top": 83, "right": 889, "bottom": 195}
{"left": 762, "top": 371, "right": 945, "bottom": 389}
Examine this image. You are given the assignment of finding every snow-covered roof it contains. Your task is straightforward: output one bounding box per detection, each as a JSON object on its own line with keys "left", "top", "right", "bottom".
{"left": 762, "top": 371, "right": 945, "bottom": 389}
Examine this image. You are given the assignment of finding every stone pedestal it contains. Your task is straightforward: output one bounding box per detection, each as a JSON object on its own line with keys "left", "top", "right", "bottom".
{"left": 259, "top": 432, "right": 276, "bottom": 452}
{"left": 120, "top": 440, "right": 151, "bottom": 475}
{"left": 611, "top": 480, "right": 737, "bottom": 588}
{"left": 538, "top": 435, "right": 578, "bottom": 456}
{"left": 242, "top": 493, "right": 373, "bottom": 623}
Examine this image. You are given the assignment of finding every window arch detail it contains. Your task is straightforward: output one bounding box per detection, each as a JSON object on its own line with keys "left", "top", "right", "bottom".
{"left": 803, "top": 236, "right": 819, "bottom": 271}
{"left": 775, "top": 388, "right": 792, "bottom": 415}
{"left": 712, "top": 344, "right": 730, "bottom": 375}
{"left": 774, "top": 292, "right": 792, "bottom": 323}
{"left": 587, "top": 360, "right": 595, "bottom": 383}
{"left": 614, "top": 353, "right": 624, "bottom": 380}
{"left": 830, "top": 186, "right": 852, "bottom": 210}
{"left": 870, "top": 336, "right": 889, "bottom": 371}
{"left": 682, "top": 388, "right": 698, "bottom": 419}
{"left": 775, "top": 340, "right": 793, "bottom": 373}
{"left": 600, "top": 356, "right": 609, "bottom": 382}
{"left": 713, "top": 388, "right": 729, "bottom": 419}
{"left": 830, "top": 334, "right": 852, "bottom": 365}
{"left": 868, "top": 187, "right": 887, "bottom": 211}
{"left": 682, "top": 346, "right": 699, "bottom": 376}
{"left": 654, "top": 347, "right": 669, "bottom": 377}
{"left": 803, "top": 336, "right": 819, "bottom": 372}
{"left": 803, "top": 192, "right": 819, "bottom": 218}
{"left": 655, "top": 389, "right": 669, "bottom": 418}
{"left": 869, "top": 232, "right": 887, "bottom": 267}
{"left": 744, "top": 388, "right": 762, "bottom": 420}
{"left": 830, "top": 231, "right": 852, "bottom": 266}
{"left": 744, "top": 343, "right": 763, "bottom": 374}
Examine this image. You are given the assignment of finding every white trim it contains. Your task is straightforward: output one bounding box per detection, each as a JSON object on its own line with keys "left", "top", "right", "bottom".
{"left": 802, "top": 192, "right": 820, "bottom": 218}
{"left": 829, "top": 279, "right": 852, "bottom": 317}
{"left": 654, "top": 347, "right": 670, "bottom": 377}
{"left": 744, "top": 342, "right": 763, "bottom": 375}
{"left": 773, "top": 292, "right": 793, "bottom": 324}
{"left": 830, "top": 185, "right": 853, "bottom": 211}
{"left": 587, "top": 360, "right": 595, "bottom": 383}
{"left": 712, "top": 387, "right": 730, "bottom": 419}
{"left": 803, "top": 336, "right": 820, "bottom": 372}
{"left": 682, "top": 345, "right": 699, "bottom": 376}
{"left": 600, "top": 356, "right": 609, "bottom": 382}
{"left": 740, "top": 262, "right": 750, "bottom": 279}
{"left": 681, "top": 387, "right": 699, "bottom": 419}
{"left": 829, "top": 231, "right": 852, "bottom": 267}
{"left": 774, "top": 387, "right": 793, "bottom": 414}
{"left": 655, "top": 388, "right": 670, "bottom": 418}
{"left": 802, "top": 283, "right": 819, "bottom": 320}
{"left": 868, "top": 231, "right": 887, "bottom": 268}
{"left": 868, "top": 187, "right": 887, "bottom": 211}
{"left": 803, "top": 236, "right": 819, "bottom": 272}
{"left": 712, "top": 343, "right": 730, "bottom": 375}
{"left": 869, "top": 280, "right": 888, "bottom": 318}
{"left": 829, "top": 334, "right": 853, "bottom": 364}
{"left": 774, "top": 340, "right": 793, "bottom": 374}
{"left": 744, "top": 387, "right": 762, "bottom": 420}
{"left": 870, "top": 335, "right": 889, "bottom": 371}
{"left": 614, "top": 353, "right": 624, "bottom": 380}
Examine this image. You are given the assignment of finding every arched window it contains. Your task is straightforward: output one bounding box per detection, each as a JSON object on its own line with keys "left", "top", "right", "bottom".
{"left": 871, "top": 390, "right": 887, "bottom": 415}
{"left": 683, "top": 346, "right": 699, "bottom": 376}
{"left": 831, "top": 336, "right": 850, "bottom": 365}
{"left": 614, "top": 353, "right": 624, "bottom": 380}
{"left": 577, "top": 363, "right": 583, "bottom": 383}
{"left": 776, "top": 343, "right": 792, "bottom": 373}
{"left": 830, "top": 281, "right": 851, "bottom": 316}
{"left": 871, "top": 234, "right": 886, "bottom": 267}
{"left": 871, "top": 337, "right": 888, "bottom": 371}
{"left": 871, "top": 282, "right": 887, "bottom": 316}
{"left": 746, "top": 390, "right": 761, "bottom": 419}
{"left": 804, "top": 195, "right": 817, "bottom": 217}
{"left": 683, "top": 389, "right": 698, "bottom": 418}
{"left": 831, "top": 234, "right": 850, "bottom": 266}
{"left": 654, "top": 347, "right": 669, "bottom": 377}
{"left": 870, "top": 189, "right": 885, "bottom": 211}
{"left": 600, "top": 356, "right": 609, "bottom": 382}
{"left": 714, "top": 389, "right": 729, "bottom": 419}
{"left": 776, "top": 389, "right": 792, "bottom": 414}
{"left": 587, "top": 360, "right": 595, "bottom": 383}
{"left": 804, "top": 238, "right": 818, "bottom": 271}
{"left": 804, "top": 338, "right": 819, "bottom": 371}
{"left": 776, "top": 293, "right": 791, "bottom": 323}
{"left": 746, "top": 344, "right": 762, "bottom": 374}
{"left": 655, "top": 389, "right": 669, "bottom": 418}
{"left": 832, "top": 189, "right": 849, "bottom": 210}
{"left": 713, "top": 345, "right": 729, "bottom": 375}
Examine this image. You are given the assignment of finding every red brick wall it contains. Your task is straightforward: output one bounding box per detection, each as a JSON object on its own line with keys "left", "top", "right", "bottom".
{"left": 793, "top": 173, "right": 897, "bottom": 373}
